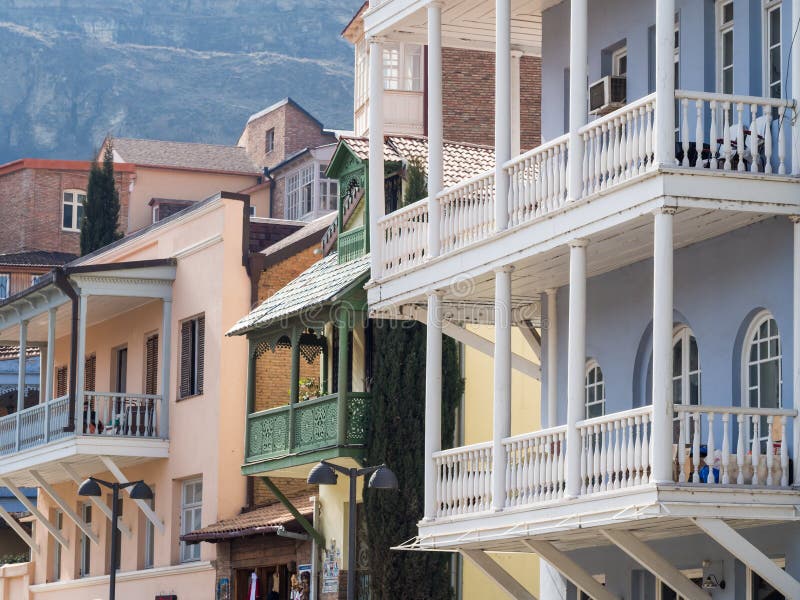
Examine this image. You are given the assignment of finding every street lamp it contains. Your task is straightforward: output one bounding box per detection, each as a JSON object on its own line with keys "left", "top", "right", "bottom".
{"left": 78, "top": 476, "right": 153, "bottom": 600}
{"left": 308, "top": 461, "right": 397, "bottom": 600}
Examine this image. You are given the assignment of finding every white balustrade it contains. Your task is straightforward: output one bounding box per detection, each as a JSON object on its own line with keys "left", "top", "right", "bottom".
{"left": 0, "top": 394, "right": 72, "bottom": 456}
{"left": 82, "top": 392, "right": 162, "bottom": 438}
{"left": 377, "top": 199, "right": 429, "bottom": 277}
{"left": 433, "top": 442, "right": 493, "bottom": 517}
{"left": 577, "top": 406, "right": 653, "bottom": 494}
{"left": 580, "top": 94, "right": 656, "bottom": 196}
{"left": 675, "top": 90, "right": 794, "bottom": 174}
{"left": 504, "top": 135, "right": 569, "bottom": 227}
{"left": 503, "top": 426, "right": 567, "bottom": 506}
{"left": 437, "top": 170, "right": 495, "bottom": 254}
{"left": 675, "top": 405, "right": 796, "bottom": 487}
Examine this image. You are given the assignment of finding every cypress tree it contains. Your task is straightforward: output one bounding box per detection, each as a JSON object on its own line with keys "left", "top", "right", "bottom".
{"left": 364, "top": 320, "right": 462, "bottom": 599}
{"left": 81, "top": 141, "right": 122, "bottom": 255}
{"left": 403, "top": 157, "right": 428, "bottom": 207}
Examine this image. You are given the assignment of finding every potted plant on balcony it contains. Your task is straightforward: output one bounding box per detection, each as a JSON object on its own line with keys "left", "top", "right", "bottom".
{"left": 299, "top": 377, "right": 320, "bottom": 402}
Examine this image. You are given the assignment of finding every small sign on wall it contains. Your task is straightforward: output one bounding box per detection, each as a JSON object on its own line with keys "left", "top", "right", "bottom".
{"left": 322, "top": 541, "right": 341, "bottom": 594}
{"left": 156, "top": 596, "right": 178, "bottom": 600}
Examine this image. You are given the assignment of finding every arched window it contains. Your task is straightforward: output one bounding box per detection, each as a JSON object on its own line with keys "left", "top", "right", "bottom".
{"left": 673, "top": 326, "right": 701, "bottom": 407}
{"left": 743, "top": 311, "right": 782, "bottom": 441}
{"left": 585, "top": 360, "right": 605, "bottom": 419}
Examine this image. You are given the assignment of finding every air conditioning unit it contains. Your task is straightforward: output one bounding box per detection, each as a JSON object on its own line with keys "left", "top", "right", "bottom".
{"left": 589, "top": 76, "right": 627, "bottom": 115}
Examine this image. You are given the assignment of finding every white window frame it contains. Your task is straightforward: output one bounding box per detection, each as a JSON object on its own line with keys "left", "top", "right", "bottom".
{"left": 0, "top": 274, "right": 8, "bottom": 300}
{"left": 584, "top": 360, "right": 606, "bottom": 419}
{"left": 143, "top": 493, "right": 155, "bottom": 569}
{"left": 716, "top": 0, "right": 735, "bottom": 94}
{"left": 354, "top": 39, "right": 368, "bottom": 110}
{"left": 611, "top": 46, "right": 628, "bottom": 77}
{"left": 180, "top": 478, "right": 202, "bottom": 563}
{"left": 763, "top": 0, "right": 782, "bottom": 99}
{"left": 673, "top": 326, "right": 701, "bottom": 408}
{"left": 285, "top": 163, "right": 315, "bottom": 221}
{"left": 742, "top": 310, "right": 782, "bottom": 443}
{"left": 52, "top": 510, "right": 63, "bottom": 581}
{"left": 318, "top": 165, "right": 339, "bottom": 213}
{"left": 79, "top": 503, "right": 91, "bottom": 577}
{"left": 383, "top": 42, "right": 424, "bottom": 92}
{"left": 62, "top": 189, "right": 87, "bottom": 232}
{"left": 265, "top": 128, "right": 275, "bottom": 154}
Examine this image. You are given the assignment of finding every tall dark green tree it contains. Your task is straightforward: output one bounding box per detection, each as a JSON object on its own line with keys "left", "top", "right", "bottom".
{"left": 81, "top": 141, "right": 122, "bottom": 255}
{"left": 364, "top": 320, "right": 462, "bottom": 600}
{"left": 403, "top": 157, "right": 427, "bottom": 207}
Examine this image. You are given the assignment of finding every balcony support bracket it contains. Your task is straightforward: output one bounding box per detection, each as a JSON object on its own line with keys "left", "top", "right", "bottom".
{"left": 460, "top": 549, "right": 537, "bottom": 600}
{"left": 518, "top": 321, "right": 541, "bottom": 361}
{"left": 693, "top": 517, "right": 800, "bottom": 598}
{"left": 522, "top": 540, "right": 618, "bottom": 600}
{"left": 100, "top": 456, "right": 165, "bottom": 534}
{"left": 60, "top": 462, "right": 132, "bottom": 538}
{"left": 0, "top": 477, "right": 69, "bottom": 549}
{"left": 260, "top": 477, "right": 325, "bottom": 547}
{"left": 30, "top": 469, "right": 98, "bottom": 545}
{"left": 601, "top": 529, "right": 709, "bottom": 600}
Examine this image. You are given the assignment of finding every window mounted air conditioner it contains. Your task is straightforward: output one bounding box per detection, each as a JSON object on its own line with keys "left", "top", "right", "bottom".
{"left": 589, "top": 75, "right": 627, "bottom": 116}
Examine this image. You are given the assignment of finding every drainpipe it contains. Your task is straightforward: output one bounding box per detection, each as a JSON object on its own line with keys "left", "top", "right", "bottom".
{"left": 53, "top": 269, "right": 78, "bottom": 432}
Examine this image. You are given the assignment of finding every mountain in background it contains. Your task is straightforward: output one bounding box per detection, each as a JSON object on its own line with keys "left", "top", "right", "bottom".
{"left": 0, "top": 0, "right": 363, "bottom": 164}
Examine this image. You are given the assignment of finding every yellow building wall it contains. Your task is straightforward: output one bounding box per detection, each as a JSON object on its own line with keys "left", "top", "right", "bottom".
{"left": 461, "top": 325, "right": 541, "bottom": 599}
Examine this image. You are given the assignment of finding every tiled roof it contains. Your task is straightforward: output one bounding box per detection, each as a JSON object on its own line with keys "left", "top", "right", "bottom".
{"left": 180, "top": 497, "right": 313, "bottom": 543}
{"left": 228, "top": 252, "right": 370, "bottom": 336}
{"left": 260, "top": 212, "right": 336, "bottom": 262}
{"left": 113, "top": 138, "right": 260, "bottom": 174}
{"left": 0, "top": 250, "right": 76, "bottom": 267}
{"left": 0, "top": 347, "right": 39, "bottom": 361}
{"left": 338, "top": 136, "right": 495, "bottom": 188}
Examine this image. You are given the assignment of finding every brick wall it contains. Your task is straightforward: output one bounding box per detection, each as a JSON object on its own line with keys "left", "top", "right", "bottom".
{"left": 0, "top": 165, "right": 133, "bottom": 256}
{"left": 442, "top": 49, "right": 541, "bottom": 150}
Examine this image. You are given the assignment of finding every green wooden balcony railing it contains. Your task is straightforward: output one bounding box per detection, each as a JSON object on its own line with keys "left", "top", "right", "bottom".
{"left": 338, "top": 226, "right": 366, "bottom": 263}
{"left": 245, "top": 392, "right": 370, "bottom": 464}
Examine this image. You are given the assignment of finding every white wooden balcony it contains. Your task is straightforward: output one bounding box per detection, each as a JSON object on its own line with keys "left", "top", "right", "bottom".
{"left": 373, "top": 91, "right": 797, "bottom": 306}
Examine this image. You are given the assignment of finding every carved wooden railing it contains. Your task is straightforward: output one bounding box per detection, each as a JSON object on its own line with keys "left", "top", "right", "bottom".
{"left": 503, "top": 425, "right": 568, "bottom": 505}
{"left": 81, "top": 392, "right": 164, "bottom": 438}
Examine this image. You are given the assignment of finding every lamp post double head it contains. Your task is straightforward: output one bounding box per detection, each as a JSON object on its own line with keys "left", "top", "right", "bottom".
{"left": 308, "top": 461, "right": 397, "bottom": 600}
{"left": 78, "top": 477, "right": 153, "bottom": 600}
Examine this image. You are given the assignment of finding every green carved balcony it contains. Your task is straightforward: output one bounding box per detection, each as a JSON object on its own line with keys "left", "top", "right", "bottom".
{"left": 242, "top": 392, "right": 370, "bottom": 476}
{"left": 338, "top": 226, "right": 366, "bottom": 264}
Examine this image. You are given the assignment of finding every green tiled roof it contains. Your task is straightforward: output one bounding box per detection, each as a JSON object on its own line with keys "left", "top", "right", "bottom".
{"left": 228, "top": 253, "right": 370, "bottom": 336}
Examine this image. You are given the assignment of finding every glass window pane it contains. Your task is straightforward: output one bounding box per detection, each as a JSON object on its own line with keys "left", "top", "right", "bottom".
{"left": 689, "top": 374, "right": 700, "bottom": 405}
{"left": 689, "top": 337, "right": 699, "bottom": 371}
{"left": 673, "top": 340, "right": 682, "bottom": 377}
{"left": 77, "top": 204, "right": 84, "bottom": 226}
{"left": 750, "top": 342, "right": 758, "bottom": 362}
{"left": 722, "top": 2, "right": 733, "bottom": 23}
{"left": 760, "top": 360, "right": 781, "bottom": 409}
{"left": 587, "top": 368, "right": 595, "bottom": 385}
{"left": 749, "top": 388, "right": 759, "bottom": 408}
{"left": 749, "top": 363, "right": 758, "bottom": 385}
{"left": 589, "top": 403, "right": 602, "bottom": 419}
{"left": 723, "top": 30, "right": 733, "bottom": 65}
{"left": 760, "top": 320, "right": 770, "bottom": 338}
{"left": 63, "top": 205, "right": 73, "bottom": 229}
{"left": 770, "top": 8, "right": 780, "bottom": 45}
{"left": 723, "top": 68, "right": 733, "bottom": 94}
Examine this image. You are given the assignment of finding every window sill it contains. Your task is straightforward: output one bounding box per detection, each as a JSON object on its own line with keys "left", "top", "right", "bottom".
{"left": 177, "top": 393, "right": 204, "bottom": 402}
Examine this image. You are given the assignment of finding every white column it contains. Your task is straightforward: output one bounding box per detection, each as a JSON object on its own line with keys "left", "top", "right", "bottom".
{"left": 17, "top": 320, "right": 28, "bottom": 413}
{"left": 424, "top": 291, "right": 443, "bottom": 521}
{"left": 368, "top": 37, "right": 385, "bottom": 280}
{"left": 160, "top": 298, "right": 172, "bottom": 439}
{"left": 44, "top": 308, "right": 56, "bottom": 403}
{"left": 792, "top": 216, "right": 800, "bottom": 484}
{"left": 492, "top": 266, "right": 513, "bottom": 511}
{"left": 427, "top": 2, "right": 443, "bottom": 258}
{"left": 75, "top": 293, "right": 88, "bottom": 430}
{"left": 654, "top": 0, "right": 676, "bottom": 166}
{"left": 495, "top": 0, "right": 512, "bottom": 231}
{"left": 652, "top": 208, "right": 675, "bottom": 483}
{"left": 565, "top": 240, "right": 588, "bottom": 498}
{"left": 793, "top": 0, "right": 800, "bottom": 174}
{"left": 567, "top": 0, "right": 588, "bottom": 201}
{"left": 511, "top": 51, "right": 522, "bottom": 156}
{"left": 546, "top": 288, "right": 558, "bottom": 427}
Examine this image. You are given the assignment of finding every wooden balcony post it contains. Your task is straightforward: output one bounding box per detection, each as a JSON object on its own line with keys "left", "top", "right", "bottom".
{"left": 367, "top": 36, "right": 385, "bottom": 279}
{"left": 246, "top": 339, "right": 256, "bottom": 416}
{"left": 427, "top": 2, "right": 443, "bottom": 258}
{"left": 565, "top": 240, "right": 588, "bottom": 498}
{"left": 654, "top": 0, "right": 676, "bottom": 166}
{"left": 567, "top": 0, "right": 588, "bottom": 201}
{"left": 495, "top": 0, "right": 511, "bottom": 230}
{"left": 424, "top": 291, "right": 443, "bottom": 520}
{"left": 492, "top": 267, "right": 513, "bottom": 510}
{"left": 337, "top": 312, "right": 350, "bottom": 445}
{"left": 290, "top": 327, "right": 301, "bottom": 405}
{"left": 652, "top": 208, "right": 675, "bottom": 483}
{"left": 16, "top": 320, "right": 28, "bottom": 413}
{"left": 546, "top": 289, "right": 558, "bottom": 428}
{"left": 511, "top": 51, "right": 522, "bottom": 157}
{"left": 792, "top": 216, "right": 800, "bottom": 483}
{"left": 45, "top": 308, "right": 56, "bottom": 403}
{"left": 159, "top": 298, "right": 172, "bottom": 439}
{"left": 75, "top": 292, "right": 88, "bottom": 433}
{"left": 793, "top": 0, "right": 800, "bottom": 174}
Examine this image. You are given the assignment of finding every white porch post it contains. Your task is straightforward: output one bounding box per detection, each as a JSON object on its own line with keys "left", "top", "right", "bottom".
{"left": 546, "top": 288, "right": 558, "bottom": 427}
{"left": 495, "top": 0, "right": 511, "bottom": 231}
{"left": 424, "top": 291, "right": 443, "bottom": 521}
{"left": 16, "top": 320, "right": 28, "bottom": 413}
{"left": 565, "top": 240, "right": 587, "bottom": 498}
{"left": 160, "top": 298, "right": 172, "bottom": 439}
{"left": 368, "top": 36, "right": 385, "bottom": 279}
{"left": 492, "top": 267, "right": 513, "bottom": 510}
{"left": 511, "top": 51, "right": 522, "bottom": 156}
{"left": 652, "top": 208, "right": 675, "bottom": 483}
{"left": 793, "top": 0, "right": 800, "bottom": 174}
{"left": 45, "top": 308, "right": 56, "bottom": 402}
{"left": 654, "top": 0, "right": 676, "bottom": 166}
{"left": 793, "top": 216, "right": 800, "bottom": 484}
{"left": 75, "top": 292, "right": 88, "bottom": 432}
{"left": 567, "top": 0, "right": 588, "bottom": 201}
{"left": 427, "top": 2, "right": 443, "bottom": 258}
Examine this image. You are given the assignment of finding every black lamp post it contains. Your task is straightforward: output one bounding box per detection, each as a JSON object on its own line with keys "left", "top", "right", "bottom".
{"left": 308, "top": 461, "right": 397, "bottom": 600}
{"left": 78, "top": 476, "right": 153, "bottom": 600}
